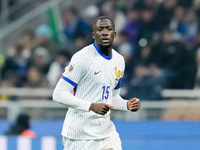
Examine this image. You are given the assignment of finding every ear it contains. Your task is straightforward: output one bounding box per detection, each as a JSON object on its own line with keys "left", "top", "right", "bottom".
{"left": 114, "top": 32, "right": 117, "bottom": 38}
{"left": 92, "top": 32, "right": 95, "bottom": 39}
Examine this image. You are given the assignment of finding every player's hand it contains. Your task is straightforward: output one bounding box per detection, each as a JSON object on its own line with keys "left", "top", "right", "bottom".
{"left": 89, "top": 103, "right": 113, "bottom": 115}
{"left": 127, "top": 98, "right": 140, "bottom": 112}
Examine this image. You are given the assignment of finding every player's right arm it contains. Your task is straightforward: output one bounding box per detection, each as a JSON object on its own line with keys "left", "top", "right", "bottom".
{"left": 53, "top": 79, "right": 113, "bottom": 114}
{"left": 53, "top": 52, "right": 92, "bottom": 111}
{"left": 53, "top": 78, "right": 92, "bottom": 111}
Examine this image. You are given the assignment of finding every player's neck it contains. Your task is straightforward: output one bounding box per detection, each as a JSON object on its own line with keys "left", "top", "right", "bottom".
{"left": 97, "top": 44, "right": 112, "bottom": 57}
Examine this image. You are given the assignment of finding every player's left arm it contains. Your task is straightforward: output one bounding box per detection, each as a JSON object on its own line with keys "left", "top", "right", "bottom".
{"left": 110, "top": 56, "right": 140, "bottom": 111}
{"left": 111, "top": 89, "right": 140, "bottom": 111}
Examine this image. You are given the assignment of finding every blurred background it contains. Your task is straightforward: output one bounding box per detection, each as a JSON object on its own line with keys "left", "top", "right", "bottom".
{"left": 0, "top": 0, "right": 200, "bottom": 149}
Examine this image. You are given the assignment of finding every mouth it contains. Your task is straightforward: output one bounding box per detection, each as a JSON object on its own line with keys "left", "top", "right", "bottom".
{"left": 101, "top": 38, "right": 109, "bottom": 43}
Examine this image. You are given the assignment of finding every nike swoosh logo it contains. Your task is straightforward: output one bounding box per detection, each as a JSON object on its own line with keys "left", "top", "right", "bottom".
{"left": 94, "top": 71, "right": 101, "bottom": 75}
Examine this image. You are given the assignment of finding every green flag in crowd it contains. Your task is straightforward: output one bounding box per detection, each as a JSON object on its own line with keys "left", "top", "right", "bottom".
{"left": 48, "top": 1, "right": 64, "bottom": 44}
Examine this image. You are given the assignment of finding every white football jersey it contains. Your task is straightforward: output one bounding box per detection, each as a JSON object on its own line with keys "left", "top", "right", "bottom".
{"left": 61, "top": 43, "right": 125, "bottom": 140}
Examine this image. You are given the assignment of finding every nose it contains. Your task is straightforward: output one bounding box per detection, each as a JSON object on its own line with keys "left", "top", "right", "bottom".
{"left": 102, "top": 28, "right": 108, "bottom": 35}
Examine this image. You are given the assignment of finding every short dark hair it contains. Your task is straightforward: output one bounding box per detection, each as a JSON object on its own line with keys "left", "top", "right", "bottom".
{"left": 92, "top": 16, "right": 115, "bottom": 31}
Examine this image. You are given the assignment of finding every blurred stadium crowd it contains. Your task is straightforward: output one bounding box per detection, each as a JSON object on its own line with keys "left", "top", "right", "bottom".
{"left": 1, "top": 0, "right": 200, "bottom": 101}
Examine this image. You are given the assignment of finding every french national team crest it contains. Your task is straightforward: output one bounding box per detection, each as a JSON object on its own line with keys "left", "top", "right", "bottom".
{"left": 115, "top": 67, "right": 121, "bottom": 78}
{"left": 114, "top": 66, "right": 121, "bottom": 86}
{"left": 68, "top": 65, "right": 74, "bottom": 72}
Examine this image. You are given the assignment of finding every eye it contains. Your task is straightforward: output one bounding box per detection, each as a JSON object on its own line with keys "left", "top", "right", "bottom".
{"left": 108, "top": 27, "right": 113, "bottom": 31}
{"left": 98, "top": 28, "right": 102, "bottom": 31}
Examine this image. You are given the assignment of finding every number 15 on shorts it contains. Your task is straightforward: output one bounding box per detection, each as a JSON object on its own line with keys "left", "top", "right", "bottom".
{"left": 102, "top": 86, "right": 110, "bottom": 100}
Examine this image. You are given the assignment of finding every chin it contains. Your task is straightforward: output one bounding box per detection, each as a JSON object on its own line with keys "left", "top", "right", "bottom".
{"left": 101, "top": 43, "right": 111, "bottom": 47}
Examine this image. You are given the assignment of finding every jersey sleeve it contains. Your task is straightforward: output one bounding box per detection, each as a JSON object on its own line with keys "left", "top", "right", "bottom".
{"left": 62, "top": 52, "right": 86, "bottom": 86}
{"left": 111, "top": 56, "right": 128, "bottom": 111}
{"left": 53, "top": 51, "right": 92, "bottom": 111}
{"left": 111, "top": 88, "right": 128, "bottom": 111}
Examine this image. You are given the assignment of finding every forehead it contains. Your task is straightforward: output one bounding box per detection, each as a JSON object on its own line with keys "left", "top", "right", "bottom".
{"left": 95, "top": 19, "right": 114, "bottom": 28}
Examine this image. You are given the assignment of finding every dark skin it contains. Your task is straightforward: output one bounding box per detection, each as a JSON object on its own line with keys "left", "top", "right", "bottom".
{"left": 89, "top": 18, "right": 140, "bottom": 115}
{"left": 92, "top": 19, "right": 116, "bottom": 57}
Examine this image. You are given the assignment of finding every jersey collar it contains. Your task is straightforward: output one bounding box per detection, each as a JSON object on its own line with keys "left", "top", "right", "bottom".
{"left": 93, "top": 42, "right": 112, "bottom": 60}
